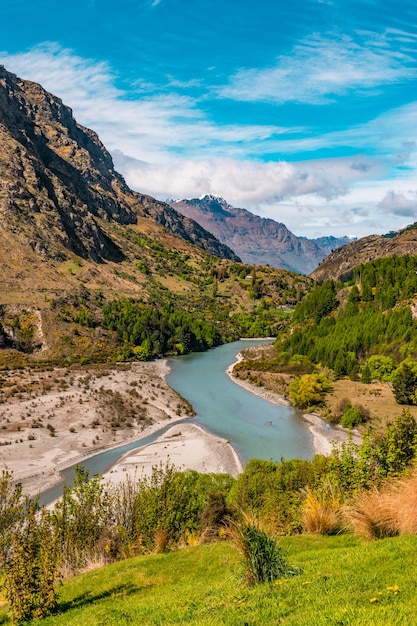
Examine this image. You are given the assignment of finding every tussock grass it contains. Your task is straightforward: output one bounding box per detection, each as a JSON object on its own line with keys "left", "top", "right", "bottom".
{"left": 302, "top": 483, "right": 343, "bottom": 535}
{"left": 346, "top": 469, "right": 417, "bottom": 540}
{"left": 345, "top": 488, "right": 398, "bottom": 540}
{"left": 227, "top": 512, "right": 301, "bottom": 584}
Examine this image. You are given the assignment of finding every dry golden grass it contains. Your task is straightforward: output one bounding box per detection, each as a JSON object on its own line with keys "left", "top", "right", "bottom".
{"left": 154, "top": 528, "right": 168, "bottom": 553}
{"left": 302, "top": 484, "right": 343, "bottom": 535}
{"left": 345, "top": 469, "right": 417, "bottom": 540}
{"left": 323, "top": 379, "right": 417, "bottom": 433}
{"left": 387, "top": 472, "right": 417, "bottom": 535}
{"left": 345, "top": 489, "right": 398, "bottom": 540}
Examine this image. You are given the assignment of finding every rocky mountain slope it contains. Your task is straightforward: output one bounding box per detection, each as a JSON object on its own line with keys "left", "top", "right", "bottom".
{"left": 0, "top": 66, "right": 239, "bottom": 264}
{"left": 311, "top": 224, "right": 417, "bottom": 282}
{"left": 169, "top": 195, "right": 351, "bottom": 274}
{"left": 0, "top": 66, "right": 314, "bottom": 367}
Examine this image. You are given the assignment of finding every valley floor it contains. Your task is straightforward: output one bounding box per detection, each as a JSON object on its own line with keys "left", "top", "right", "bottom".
{"left": 0, "top": 360, "right": 241, "bottom": 497}
{"left": 0, "top": 349, "right": 361, "bottom": 499}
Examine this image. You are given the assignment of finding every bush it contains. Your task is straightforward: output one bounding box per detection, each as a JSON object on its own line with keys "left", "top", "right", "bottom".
{"left": 109, "top": 464, "right": 235, "bottom": 554}
{"left": 287, "top": 373, "right": 331, "bottom": 409}
{"left": 341, "top": 406, "right": 365, "bottom": 429}
{"left": 199, "top": 492, "right": 230, "bottom": 542}
{"left": 3, "top": 505, "right": 62, "bottom": 624}
{"left": 53, "top": 466, "right": 110, "bottom": 573}
{"left": 0, "top": 471, "right": 28, "bottom": 562}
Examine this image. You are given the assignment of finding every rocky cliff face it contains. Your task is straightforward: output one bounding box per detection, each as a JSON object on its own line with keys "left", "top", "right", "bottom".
{"left": 169, "top": 195, "right": 350, "bottom": 274}
{"left": 0, "top": 66, "right": 238, "bottom": 263}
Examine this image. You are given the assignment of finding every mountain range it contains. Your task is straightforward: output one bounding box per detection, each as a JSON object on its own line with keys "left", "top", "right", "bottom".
{"left": 169, "top": 195, "right": 352, "bottom": 274}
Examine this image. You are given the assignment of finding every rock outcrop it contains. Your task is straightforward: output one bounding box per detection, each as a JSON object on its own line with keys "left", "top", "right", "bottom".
{"left": 0, "top": 66, "right": 238, "bottom": 263}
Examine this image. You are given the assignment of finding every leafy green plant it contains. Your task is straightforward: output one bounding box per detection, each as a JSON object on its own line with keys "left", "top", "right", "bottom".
{"left": 0, "top": 471, "right": 28, "bottom": 562}
{"left": 287, "top": 373, "right": 331, "bottom": 409}
{"left": 53, "top": 466, "right": 110, "bottom": 573}
{"left": 109, "top": 463, "right": 235, "bottom": 555}
{"left": 341, "top": 406, "right": 365, "bottom": 429}
{"left": 3, "top": 505, "right": 62, "bottom": 624}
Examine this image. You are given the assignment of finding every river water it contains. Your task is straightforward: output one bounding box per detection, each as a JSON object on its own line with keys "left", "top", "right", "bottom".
{"left": 167, "top": 340, "right": 313, "bottom": 464}
{"left": 38, "top": 340, "right": 313, "bottom": 504}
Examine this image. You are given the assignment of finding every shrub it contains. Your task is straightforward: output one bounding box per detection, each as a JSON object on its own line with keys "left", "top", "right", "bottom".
{"left": 341, "top": 406, "right": 365, "bottom": 429}
{"left": 3, "top": 505, "right": 62, "bottom": 624}
{"left": 53, "top": 466, "right": 110, "bottom": 573}
{"left": 108, "top": 464, "right": 235, "bottom": 554}
{"left": 0, "top": 471, "right": 28, "bottom": 562}
{"left": 199, "top": 491, "right": 230, "bottom": 542}
{"left": 287, "top": 373, "right": 331, "bottom": 409}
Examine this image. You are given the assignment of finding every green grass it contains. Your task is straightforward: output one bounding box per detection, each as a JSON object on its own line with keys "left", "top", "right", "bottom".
{"left": 1, "top": 534, "right": 417, "bottom": 625}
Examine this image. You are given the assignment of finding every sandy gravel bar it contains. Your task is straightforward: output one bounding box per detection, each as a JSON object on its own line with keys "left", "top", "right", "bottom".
{"left": 103, "top": 423, "right": 244, "bottom": 485}
{"left": 0, "top": 360, "right": 194, "bottom": 495}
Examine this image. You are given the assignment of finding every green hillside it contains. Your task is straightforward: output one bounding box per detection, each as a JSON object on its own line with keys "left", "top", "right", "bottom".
{"left": 1, "top": 535, "right": 415, "bottom": 625}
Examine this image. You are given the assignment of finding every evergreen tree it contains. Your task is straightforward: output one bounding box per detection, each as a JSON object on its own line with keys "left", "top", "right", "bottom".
{"left": 392, "top": 363, "right": 417, "bottom": 405}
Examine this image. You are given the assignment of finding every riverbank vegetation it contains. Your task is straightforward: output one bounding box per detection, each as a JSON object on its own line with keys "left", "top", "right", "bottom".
{"left": 1, "top": 407, "right": 417, "bottom": 622}
{"left": 233, "top": 254, "right": 417, "bottom": 431}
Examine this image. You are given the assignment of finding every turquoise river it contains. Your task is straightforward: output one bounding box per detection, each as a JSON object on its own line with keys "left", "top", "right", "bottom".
{"left": 39, "top": 340, "right": 313, "bottom": 504}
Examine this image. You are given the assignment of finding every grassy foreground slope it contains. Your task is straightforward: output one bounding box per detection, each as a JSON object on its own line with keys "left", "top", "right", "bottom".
{"left": 2, "top": 535, "right": 416, "bottom": 625}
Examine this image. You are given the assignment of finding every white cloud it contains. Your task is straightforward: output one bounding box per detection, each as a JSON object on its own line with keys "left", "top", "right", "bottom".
{"left": 378, "top": 191, "right": 417, "bottom": 217}
{"left": 1, "top": 42, "right": 416, "bottom": 239}
{"left": 113, "top": 151, "right": 381, "bottom": 208}
{"left": 0, "top": 43, "right": 295, "bottom": 162}
{"left": 218, "top": 32, "right": 417, "bottom": 104}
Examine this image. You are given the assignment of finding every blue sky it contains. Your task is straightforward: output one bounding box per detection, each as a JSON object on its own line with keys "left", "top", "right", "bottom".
{"left": 1, "top": 0, "right": 416, "bottom": 238}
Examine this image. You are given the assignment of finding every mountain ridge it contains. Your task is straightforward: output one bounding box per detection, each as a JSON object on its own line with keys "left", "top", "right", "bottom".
{"left": 169, "top": 195, "right": 352, "bottom": 274}
{"left": 311, "top": 223, "right": 417, "bottom": 282}
{"left": 0, "top": 65, "right": 239, "bottom": 264}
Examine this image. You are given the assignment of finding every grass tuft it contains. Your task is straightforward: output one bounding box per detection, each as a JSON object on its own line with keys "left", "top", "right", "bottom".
{"left": 302, "top": 483, "right": 343, "bottom": 535}
{"left": 345, "top": 469, "right": 417, "bottom": 540}
{"left": 228, "top": 512, "right": 301, "bottom": 584}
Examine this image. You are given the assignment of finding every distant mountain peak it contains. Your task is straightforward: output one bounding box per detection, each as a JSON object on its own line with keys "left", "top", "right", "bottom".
{"left": 198, "top": 194, "right": 228, "bottom": 203}
{"left": 169, "top": 196, "right": 352, "bottom": 274}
